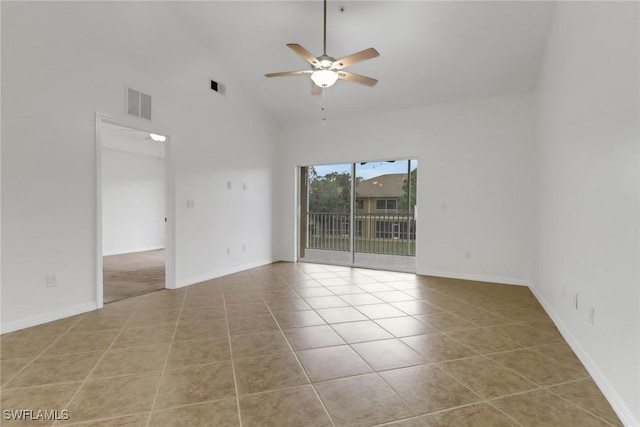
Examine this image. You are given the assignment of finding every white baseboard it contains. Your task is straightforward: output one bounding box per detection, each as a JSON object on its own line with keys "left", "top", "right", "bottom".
{"left": 418, "top": 270, "right": 530, "bottom": 287}
{"left": 175, "top": 259, "right": 275, "bottom": 288}
{"left": 529, "top": 286, "right": 639, "bottom": 427}
{"left": 103, "top": 246, "right": 165, "bottom": 256}
{"left": 1, "top": 302, "right": 98, "bottom": 334}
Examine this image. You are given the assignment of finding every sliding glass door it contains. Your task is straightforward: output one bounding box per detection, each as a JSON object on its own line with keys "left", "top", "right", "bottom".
{"left": 300, "top": 159, "right": 417, "bottom": 272}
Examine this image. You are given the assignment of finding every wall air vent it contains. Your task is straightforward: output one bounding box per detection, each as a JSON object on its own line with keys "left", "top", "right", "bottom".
{"left": 210, "top": 79, "right": 225, "bottom": 95}
{"left": 127, "top": 87, "right": 152, "bottom": 120}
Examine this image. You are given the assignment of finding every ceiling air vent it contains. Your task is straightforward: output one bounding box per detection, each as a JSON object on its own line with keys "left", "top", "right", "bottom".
{"left": 127, "top": 87, "right": 152, "bottom": 120}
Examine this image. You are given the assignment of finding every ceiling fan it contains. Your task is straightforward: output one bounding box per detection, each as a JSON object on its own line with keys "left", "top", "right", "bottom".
{"left": 265, "top": 0, "right": 379, "bottom": 94}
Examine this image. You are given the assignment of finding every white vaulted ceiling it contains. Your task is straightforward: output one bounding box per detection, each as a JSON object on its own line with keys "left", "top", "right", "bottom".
{"left": 168, "top": 1, "right": 555, "bottom": 125}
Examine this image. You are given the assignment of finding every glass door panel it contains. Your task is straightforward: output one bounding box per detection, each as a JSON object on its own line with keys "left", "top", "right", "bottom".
{"left": 353, "top": 160, "right": 417, "bottom": 271}
{"left": 300, "top": 159, "right": 417, "bottom": 272}
{"left": 300, "top": 163, "right": 353, "bottom": 265}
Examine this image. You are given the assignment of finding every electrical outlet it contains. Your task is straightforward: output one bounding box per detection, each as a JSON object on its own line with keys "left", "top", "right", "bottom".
{"left": 589, "top": 307, "right": 595, "bottom": 325}
{"left": 186, "top": 199, "right": 195, "bottom": 209}
{"left": 227, "top": 181, "right": 232, "bottom": 190}
{"left": 46, "top": 273, "right": 58, "bottom": 287}
{"left": 226, "top": 247, "right": 231, "bottom": 256}
{"left": 574, "top": 293, "right": 579, "bottom": 310}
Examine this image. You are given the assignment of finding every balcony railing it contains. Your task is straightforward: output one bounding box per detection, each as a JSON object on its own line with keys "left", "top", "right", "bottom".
{"left": 306, "top": 212, "right": 416, "bottom": 256}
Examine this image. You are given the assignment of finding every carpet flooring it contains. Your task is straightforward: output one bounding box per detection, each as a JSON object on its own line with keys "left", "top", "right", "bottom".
{"left": 103, "top": 249, "right": 165, "bottom": 304}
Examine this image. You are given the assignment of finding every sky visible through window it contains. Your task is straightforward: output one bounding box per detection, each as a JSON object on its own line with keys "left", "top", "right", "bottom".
{"left": 313, "top": 159, "right": 418, "bottom": 180}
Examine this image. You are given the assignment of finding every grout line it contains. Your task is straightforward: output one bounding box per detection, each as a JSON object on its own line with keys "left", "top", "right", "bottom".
{"left": 545, "top": 385, "right": 619, "bottom": 427}
{"left": 145, "top": 289, "right": 188, "bottom": 427}
{"left": 53, "top": 295, "right": 148, "bottom": 426}
{"left": 262, "top": 278, "right": 337, "bottom": 427}
{"left": 222, "top": 285, "right": 245, "bottom": 427}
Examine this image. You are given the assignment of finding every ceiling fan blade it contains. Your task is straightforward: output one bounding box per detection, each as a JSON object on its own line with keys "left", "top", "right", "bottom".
{"left": 337, "top": 71, "right": 378, "bottom": 87}
{"left": 311, "top": 82, "right": 323, "bottom": 96}
{"left": 332, "top": 48, "right": 380, "bottom": 70}
{"left": 287, "top": 44, "right": 320, "bottom": 67}
{"left": 265, "top": 70, "right": 313, "bottom": 78}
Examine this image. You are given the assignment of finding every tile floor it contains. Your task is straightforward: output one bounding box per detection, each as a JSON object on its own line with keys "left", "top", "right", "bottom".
{"left": 0, "top": 262, "right": 622, "bottom": 426}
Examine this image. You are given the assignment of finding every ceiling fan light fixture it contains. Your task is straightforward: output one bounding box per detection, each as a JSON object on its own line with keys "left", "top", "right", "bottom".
{"left": 311, "top": 69, "right": 339, "bottom": 87}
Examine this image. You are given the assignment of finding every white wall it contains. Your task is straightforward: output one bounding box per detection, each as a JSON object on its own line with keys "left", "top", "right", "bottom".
{"left": 102, "top": 148, "right": 165, "bottom": 256}
{"left": 275, "top": 92, "right": 535, "bottom": 286}
{"left": 532, "top": 2, "right": 639, "bottom": 424}
{"left": 1, "top": 2, "right": 277, "bottom": 332}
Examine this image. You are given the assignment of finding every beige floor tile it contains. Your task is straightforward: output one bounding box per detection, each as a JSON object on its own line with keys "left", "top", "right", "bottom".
{"left": 234, "top": 352, "right": 308, "bottom": 394}
{"left": 283, "top": 325, "right": 345, "bottom": 350}
{"left": 339, "top": 293, "right": 384, "bottom": 306}
{"left": 358, "top": 283, "right": 396, "bottom": 293}
{"left": 446, "top": 328, "right": 522, "bottom": 354}
{"left": 391, "top": 300, "right": 441, "bottom": 316}
{"left": 240, "top": 386, "right": 331, "bottom": 427}
{"left": 316, "top": 307, "right": 368, "bottom": 324}
{"left": 266, "top": 298, "right": 312, "bottom": 312}
{"left": 440, "top": 356, "right": 538, "bottom": 398}
{"left": 271, "top": 310, "right": 326, "bottom": 329}
{"left": 112, "top": 325, "right": 176, "bottom": 348}
{"left": 371, "top": 291, "right": 416, "bottom": 303}
{"left": 64, "top": 373, "right": 160, "bottom": 423}
{"left": 422, "top": 403, "right": 518, "bottom": 427}
{"left": 304, "top": 296, "right": 349, "bottom": 310}
{"left": 227, "top": 314, "right": 278, "bottom": 335}
{"left": 6, "top": 351, "right": 103, "bottom": 388}
{"left": 327, "top": 285, "right": 366, "bottom": 295}
{"left": 1, "top": 263, "right": 615, "bottom": 427}
{"left": 0, "top": 358, "right": 30, "bottom": 386}
{"left": 231, "top": 330, "right": 291, "bottom": 358}
{"left": 127, "top": 306, "right": 180, "bottom": 328}
{"left": 317, "top": 278, "right": 352, "bottom": 287}
{"left": 352, "top": 339, "right": 425, "bottom": 371}
{"left": 315, "top": 373, "right": 415, "bottom": 426}
{"left": 549, "top": 379, "right": 623, "bottom": 426}
{"left": 224, "top": 292, "right": 264, "bottom": 304}
{"left": 166, "top": 336, "right": 231, "bottom": 368}
{"left": 331, "top": 320, "right": 393, "bottom": 343}
{"left": 401, "top": 334, "right": 478, "bottom": 363}
{"left": 451, "top": 307, "right": 511, "bottom": 327}
{"left": 492, "top": 389, "right": 611, "bottom": 427}
{"left": 174, "top": 319, "right": 228, "bottom": 341}
{"left": 43, "top": 330, "right": 120, "bottom": 356}
{"left": 297, "top": 345, "right": 372, "bottom": 382}
{"left": 91, "top": 343, "right": 169, "bottom": 378}
{"left": 1, "top": 334, "right": 58, "bottom": 360}
{"left": 355, "top": 304, "right": 407, "bottom": 319}
{"left": 531, "top": 341, "right": 585, "bottom": 370}
{"left": 380, "top": 365, "right": 480, "bottom": 414}
{"left": 149, "top": 398, "right": 239, "bottom": 427}
{"left": 415, "top": 312, "right": 476, "bottom": 332}
{"left": 1, "top": 383, "right": 80, "bottom": 426}
{"left": 488, "top": 323, "right": 561, "bottom": 348}
{"left": 69, "top": 314, "right": 129, "bottom": 333}
{"left": 376, "top": 316, "right": 438, "bottom": 338}
{"left": 296, "top": 287, "right": 335, "bottom": 297}
{"left": 154, "top": 362, "right": 235, "bottom": 409}
{"left": 381, "top": 417, "right": 428, "bottom": 426}
{"left": 64, "top": 413, "right": 149, "bottom": 426}
{"left": 225, "top": 302, "right": 271, "bottom": 318}
{"left": 178, "top": 304, "right": 226, "bottom": 321}
{"left": 489, "top": 349, "right": 588, "bottom": 386}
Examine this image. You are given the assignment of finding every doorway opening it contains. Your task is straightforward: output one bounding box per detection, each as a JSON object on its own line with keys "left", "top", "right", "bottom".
{"left": 299, "top": 159, "right": 417, "bottom": 272}
{"left": 96, "top": 114, "right": 174, "bottom": 306}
